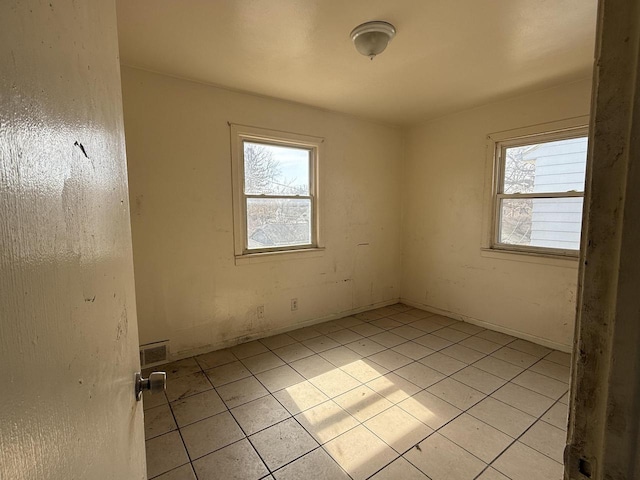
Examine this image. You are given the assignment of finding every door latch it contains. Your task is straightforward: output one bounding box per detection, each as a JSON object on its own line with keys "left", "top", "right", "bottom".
{"left": 135, "top": 371, "right": 166, "bottom": 401}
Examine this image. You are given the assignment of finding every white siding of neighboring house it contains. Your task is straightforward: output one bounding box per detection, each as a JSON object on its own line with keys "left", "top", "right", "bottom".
{"left": 526, "top": 137, "right": 588, "bottom": 250}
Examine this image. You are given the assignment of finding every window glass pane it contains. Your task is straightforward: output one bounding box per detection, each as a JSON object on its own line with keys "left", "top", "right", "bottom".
{"left": 499, "top": 197, "right": 583, "bottom": 250}
{"left": 244, "top": 142, "right": 310, "bottom": 195}
{"left": 247, "top": 198, "right": 311, "bottom": 249}
{"left": 503, "top": 136, "right": 588, "bottom": 194}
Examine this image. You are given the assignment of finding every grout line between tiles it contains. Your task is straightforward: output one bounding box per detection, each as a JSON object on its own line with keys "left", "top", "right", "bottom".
{"left": 145, "top": 303, "right": 570, "bottom": 480}
{"left": 148, "top": 462, "right": 194, "bottom": 480}
{"left": 165, "top": 390, "right": 197, "bottom": 479}
{"left": 315, "top": 314, "right": 565, "bottom": 476}
{"left": 245, "top": 367, "right": 356, "bottom": 478}
{"left": 474, "top": 396, "right": 566, "bottom": 479}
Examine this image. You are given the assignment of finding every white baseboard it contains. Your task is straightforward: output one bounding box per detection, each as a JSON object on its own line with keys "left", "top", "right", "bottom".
{"left": 400, "top": 298, "right": 572, "bottom": 353}
{"left": 166, "top": 297, "right": 401, "bottom": 362}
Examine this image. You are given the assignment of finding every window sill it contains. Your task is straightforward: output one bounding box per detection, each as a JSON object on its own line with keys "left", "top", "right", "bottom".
{"left": 480, "top": 247, "right": 579, "bottom": 268}
{"left": 235, "top": 247, "right": 326, "bottom": 265}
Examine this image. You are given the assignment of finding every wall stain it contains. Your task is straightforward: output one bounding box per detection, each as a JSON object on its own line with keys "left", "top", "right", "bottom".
{"left": 116, "top": 306, "right": 129, "bottom": 341}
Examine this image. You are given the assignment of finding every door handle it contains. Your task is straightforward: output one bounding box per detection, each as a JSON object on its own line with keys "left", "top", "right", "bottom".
{"left": 135, "top": 371, "right": 166, "bottom": 401}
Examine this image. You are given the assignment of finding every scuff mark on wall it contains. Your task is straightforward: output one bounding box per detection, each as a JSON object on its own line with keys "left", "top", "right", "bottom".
{"left": 134, "top": 195, "right": 143, "bottom": 216}
{"left": 73, "top": 141, "right": 89, "bottom": 158}
{"left": 116, "top": 305, "right": 129, "bottom": 341}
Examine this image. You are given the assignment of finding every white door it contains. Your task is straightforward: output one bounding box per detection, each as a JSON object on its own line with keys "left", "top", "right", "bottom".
{"left": 0, "top": 1, "right": 146, "bottom": 479}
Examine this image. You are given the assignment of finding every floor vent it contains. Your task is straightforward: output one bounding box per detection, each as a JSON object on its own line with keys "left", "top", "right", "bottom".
{"left": 140, "top": 341, "right": 169, "bottom": 368}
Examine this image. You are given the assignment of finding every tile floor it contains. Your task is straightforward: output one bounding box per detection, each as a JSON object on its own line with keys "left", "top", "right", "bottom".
{"left": 143, "top": 303, "right": 571, "bottom": 480}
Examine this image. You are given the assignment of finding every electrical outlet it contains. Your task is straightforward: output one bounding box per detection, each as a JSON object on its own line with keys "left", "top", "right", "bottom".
{"left": 291, "top": 298, "right": 298, "bottom": 311}
{"left": 257, "top": 305, "right": 264, "bottom": 319}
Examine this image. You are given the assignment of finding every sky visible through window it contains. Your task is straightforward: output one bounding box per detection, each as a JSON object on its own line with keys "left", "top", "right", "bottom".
{"left": 244, "top": 142, "right": 309, "bottom": 194}
{"left": 268, "top": 144, "right": 309, "bottom": 188}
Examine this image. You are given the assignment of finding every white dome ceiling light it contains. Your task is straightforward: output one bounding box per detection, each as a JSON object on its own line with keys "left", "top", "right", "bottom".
{"left": 350, "top": 21, "right": 397, "bottom": 60}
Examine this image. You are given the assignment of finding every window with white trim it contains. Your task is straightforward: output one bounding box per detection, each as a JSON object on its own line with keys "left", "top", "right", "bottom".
{"left": 491, "top": 126, "right": 589, "bottom": 256}
{"left": 230, "top": 124, "right": 322, "bottom": 257}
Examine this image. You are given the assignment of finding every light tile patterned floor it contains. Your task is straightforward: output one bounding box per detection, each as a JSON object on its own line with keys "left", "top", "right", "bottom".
{"left": 143, "top": 304, "right": 571, "bottom": 480}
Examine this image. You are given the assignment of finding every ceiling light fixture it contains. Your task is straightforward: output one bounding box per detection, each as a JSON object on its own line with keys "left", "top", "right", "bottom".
{"left": 350, "top": 21, "right": 396, "bottom": 60}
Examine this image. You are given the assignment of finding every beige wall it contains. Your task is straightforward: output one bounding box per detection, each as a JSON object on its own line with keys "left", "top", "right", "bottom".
{"left": 121, "top": 66, "right": 403, "bottom": 356}
{"left": 123, "top": 64, "right": 592, "bottom": 355}
{"left": 401, "top": 79, "right": 592, "bottom": 351}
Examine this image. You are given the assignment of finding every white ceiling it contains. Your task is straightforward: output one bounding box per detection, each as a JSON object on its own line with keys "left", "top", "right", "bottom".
{"left": 116, "top": 0, "right": 597, "bottom": 126}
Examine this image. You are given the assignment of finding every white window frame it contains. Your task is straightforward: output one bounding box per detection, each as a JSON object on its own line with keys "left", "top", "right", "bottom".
{"left": 482, "top": 116, "right": 590, "bottom": 260}
{"left": 230, "top": 124, "right": 324, "bottom": 263}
